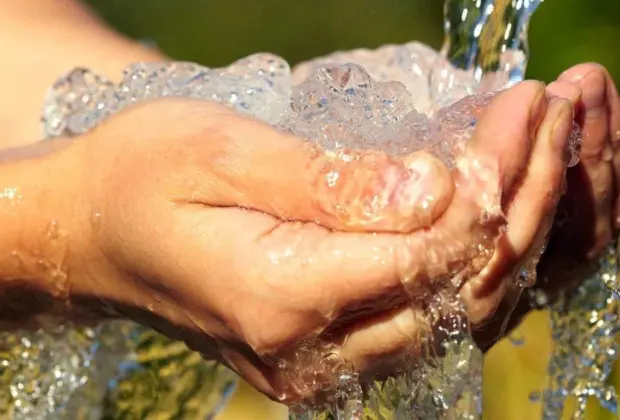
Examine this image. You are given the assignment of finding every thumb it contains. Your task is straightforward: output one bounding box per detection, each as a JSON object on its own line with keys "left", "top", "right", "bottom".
{"left": 196, "top": 104, "right": 454, "bottom": 233}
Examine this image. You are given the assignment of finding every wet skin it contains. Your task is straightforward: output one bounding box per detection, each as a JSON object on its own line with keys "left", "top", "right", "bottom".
{"left": 0, "top": 78, "right": 581, "bottom": 404}
{"left": 479, "top": 64, "right": 620, "bottom": 347}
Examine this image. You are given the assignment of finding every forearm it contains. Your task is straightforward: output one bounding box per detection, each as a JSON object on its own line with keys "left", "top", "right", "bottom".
{"left": 0, "top": 0, "right": 166, "bottom": 147}
{"left": 0, "top": 139, "right": 85, "bottom": 329}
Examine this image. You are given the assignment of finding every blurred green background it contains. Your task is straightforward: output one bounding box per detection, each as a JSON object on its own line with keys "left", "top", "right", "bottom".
{"left": 81, "top": 0, "right": 620, "bottom": 419}
{"left": 84, "top": 0, "right": 620, "bottom": 83}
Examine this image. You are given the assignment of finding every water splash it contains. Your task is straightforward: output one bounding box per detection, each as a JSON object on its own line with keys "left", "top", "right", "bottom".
{"left": 289, "top": 285, "right": 484, "bottom": 419}
{"left": 602, "top": 242, "right": 620, "bottom": 298}
{"left": 0, "top": 325, "right": 97, "bottom": 419}
{"left": 508, "top": 331, "right": 526, "bottom": 347}
{"left": 543, "top": 243, "right": 620, "bottom": 418}
{"left": 0, "top": 321, "right": 236, "bottom": 419}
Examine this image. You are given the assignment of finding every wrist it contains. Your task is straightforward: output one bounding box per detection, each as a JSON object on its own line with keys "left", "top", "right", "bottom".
{"left": 0, "top": 138, "right": 94, "bottom": 329}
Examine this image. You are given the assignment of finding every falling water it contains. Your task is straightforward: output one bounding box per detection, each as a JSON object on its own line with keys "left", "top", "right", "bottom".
{"left": 431, "top": 0, "right": 543, "bottom": 107}
{"left": 441, "top": 0, "right": 543, "bottom": 82}
{"left": 541, "top": 244, "right": 620, "bottom": 419}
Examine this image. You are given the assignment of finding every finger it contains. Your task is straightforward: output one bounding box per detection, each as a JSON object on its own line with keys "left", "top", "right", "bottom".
{"left": 335, "top": 304, "right": 431, "bottom": 374}
{"left": 461, "top": 272, "right": 508, "bottom": 325}
{"left": 359, "top": 81, "right": 550, "bottom": 327}
{"left": 449, "top": 81, "right": 547, "bottom": 316}
{"left": 336, "top": 284, "right": 502, "bottom": 373}
{"left": 185, "top": 102, "right": 454, "bottom": 233}
{"left": 158, "top": 188, "right": 501, "bottom": 358}
{"left": 546, "top": 80, "right": 582, "bottom": 106}
{"left": 466, "top": 81, "right": 547, "bottom": 210}
{"left": 148, "top": 204, "right": 411, "bottom": 354}
{"left": 219, "top": 346, "right": 281, "bottom": 401}
{"left": 470, "top": 281, "right": 524, "bottom": 351}
{"left": 559, "top": 63, "right": 620, "bottom": 231}
{"left": 464, "top": 98, "right": 574, "bottom": 319}
{"left": 497, "top": 98, "right": 575, "bottom": 267}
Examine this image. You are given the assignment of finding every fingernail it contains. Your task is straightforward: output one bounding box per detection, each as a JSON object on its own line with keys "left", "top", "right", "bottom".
{"left": 581, "top": 71, "right": 606, "bottom": 118}
{"left": 551, "top": 101, "right": 573, "bottom": 154}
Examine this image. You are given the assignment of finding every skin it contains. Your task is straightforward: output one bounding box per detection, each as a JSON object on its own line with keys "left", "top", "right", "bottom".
{"left": 0, "top": 0, "right": 618, "bottom": 406}
{"left": 0, "top": 0, "right": 163, "bottom": 147}
{"left": 477, "top": 64, "right": 620, "bottom": 345}
{"left": 0, "top": 86, "right": 574, "bottom": 403}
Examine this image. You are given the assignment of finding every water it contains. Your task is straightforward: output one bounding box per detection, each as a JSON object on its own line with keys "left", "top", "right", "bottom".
{"left": 441, "top": 0, "right": 542, "bottom": 82}
{"left": 438, "top": 1, "right": 620, "bottom": 417}
{"left": 287, "top": 1, "right": 549, "bottom": 418}
{"left": 543, "top": 243, "right": 620, "bottom": 418}
{"left": 431, "top": 0, "right": 543, "bottom": 107}
{"left": 0, "top": 321, "right": 237, "bottom": 419}
{"left": 1, "top": 0, "right": 616, "bottom": 419}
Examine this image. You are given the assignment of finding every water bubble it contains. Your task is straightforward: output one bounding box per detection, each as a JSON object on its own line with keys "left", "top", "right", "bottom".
{"left": 529, "top": 288, "right": 550, "bottom": 309}
{"left": 46, "top": 220, "right": 60, "bottom": 241}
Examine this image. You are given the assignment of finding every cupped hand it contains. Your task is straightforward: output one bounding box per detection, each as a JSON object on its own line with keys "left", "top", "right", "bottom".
{"left": 488, "top": 63, "right": 620, "bottom": 340}
{"left": 48, "top": 81, "right": 573, "bottom": 403}
{"left": 540, "top": 63, "right": 620, "bottom": 287}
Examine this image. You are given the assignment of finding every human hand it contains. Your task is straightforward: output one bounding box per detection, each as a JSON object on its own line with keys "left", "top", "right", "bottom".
{"left": 1, "top": 80, "right": 573, "bottom": 403}
{"left": 539, "top": 64, "right": 620, "bottom": 288}
{"left": 481, "top": 64, "right": 620, "bottom": 341}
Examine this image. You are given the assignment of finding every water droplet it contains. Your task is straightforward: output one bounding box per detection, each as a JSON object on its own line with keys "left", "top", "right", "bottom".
{"left": 325, "top": 170, "right": 340, "bottom": 187}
